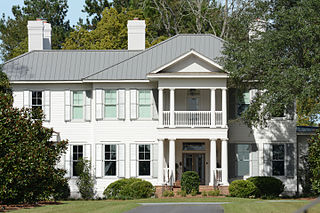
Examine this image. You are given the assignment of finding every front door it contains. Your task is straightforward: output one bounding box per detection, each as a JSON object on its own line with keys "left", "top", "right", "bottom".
{"left": 183, "top": 153, "right": 205, "bottom": 185}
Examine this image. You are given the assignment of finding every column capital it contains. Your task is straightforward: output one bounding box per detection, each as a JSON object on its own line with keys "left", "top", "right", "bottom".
{"left": 221, "top": 138, "right": 229, "bottom": 142}
{"left": 210, "top": 138, "right": 218, "bottom": 142}
{"left": 210, "top": 88, "right": 217, "bottom": 91}
{"left": 222, "top": 88, "right": 228, "bottom": 91}
{"left": 168, "top": 138, "right": 176, "bottom": 141}
{"left": 169, "top": 88, "right": 175, "bottom": 91}
{"left": 157, "top": 138, "right": 165, "bottom": 142}
{"left": 158, "top": 88, "right": 164, "bottom": 91}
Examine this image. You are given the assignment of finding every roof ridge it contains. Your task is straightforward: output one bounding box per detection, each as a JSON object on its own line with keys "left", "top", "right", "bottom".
{"left": 82, "top": 34, "right": 182, "bottom": 80}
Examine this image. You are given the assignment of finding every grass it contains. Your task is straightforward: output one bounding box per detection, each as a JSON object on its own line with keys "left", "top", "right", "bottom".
{"left": 11, "top": 197, "right": 320, "bottom": 213}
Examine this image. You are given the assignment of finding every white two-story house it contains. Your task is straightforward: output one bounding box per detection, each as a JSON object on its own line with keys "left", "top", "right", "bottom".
{"left": 3, "top": 19, "right": 297, "bottom": 197}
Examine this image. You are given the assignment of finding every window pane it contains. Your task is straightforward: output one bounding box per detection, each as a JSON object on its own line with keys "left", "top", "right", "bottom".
{"left": 110, "top": 145, "right": 116, "bottom": 152}
{"left": 105, "top": 153, "right": 110, "bottom": 160}
{"left": 237, "top": 161, "right": 250, "bottom": 176}
{"left": 73, "top": 91, "right": 83, "bottom": 105}
{"left": 111, "top": 153, "right": 116, "bottom": 160}
{"left": 105, "top": 145, "right": 110, "bottom": 152}
{"left": 105, "top": 161, "right": 116, "bottom": 176}
{"left": 145, "top": 153, "right": 150, "bottom": 160}
{"left": 183, "top": 143, "right": 205, "bottom": 151}
{"left": 273, "top": 145, "right": 284, "bottom": 160}
{"left": 139, "top": 161, "right": 150, "bottom": 176}
{"left": 145, "top": 145, "right": 150, "bottom": 152}
{"left": 105, "top": 90, "right": 117, "bottom": 104}
{"left": 73, "top": 161, "right": 80, "bottom": 176}
{"left": 105, "top": 105, "right": 117, "bottom": 118}
{"left": 73, "top": 106, "right": 83, "bottom": 119}
{"left": 139, "top": 105, "right": 151, "bottom": 118}
{"left": 139, "top": 90, "right": 151, "bottom": 104}
{"left": 272, "top": 161, "right": 284, "bottom": 176}
{"left": 243, "top": 92, "right": 250, "bottom": 104}
{"left": 139, "top": 145, "right": 144, "bottom": 152}
{"left": 139, "top": 153, "right": 144, "bottom": 160}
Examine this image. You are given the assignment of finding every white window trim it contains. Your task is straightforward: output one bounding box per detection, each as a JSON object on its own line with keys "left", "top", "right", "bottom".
{"left": 31, "top": 90, "right": 44, "bottom": 110}
{"left": 235, "top": 143, "right": 251, "bottom": 178}
{"left": 137, "top": 89, "right": 153, "bottom": 121}
{"left": 136, "top": 142, "right": 153, "bottom": 178}
{"left": 71, "top": 90, "right": 86, "bottom": 122}
{"left": 103, "top": 89, "right": 118, "bottom": 120}
{"left": 100, "top": 142, "right": 122, "bottom": 179}
{"left": 71, "top": 143, "right": 85, "bottom": 178}
{"left": 271, "top": 143, "right": 286, "bottom": 177}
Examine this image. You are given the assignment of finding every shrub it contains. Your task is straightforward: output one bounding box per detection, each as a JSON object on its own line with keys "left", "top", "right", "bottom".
{"left": 229, "top": 180, "right": 258, "bottom": 198}
{"left": 208, "top": 190, "right": 220, "bottom": 196}
{"left": 307, "top": 130, "right": 320, "bottom": 194}
{"left": 201, "top": 191, "right": 207, "bottom": 196}
{"left": 177, "top": 190, "right": 187, "bottom": 197}
{"left": 181, "top": 171, "right": 200, "bottom": 194}
{"left": 129, "top": 180, "right": 155, "bottom": 199}
{"left": 191, "top": 189, "right": 198, "bottom": 196}
{"left": 247, "top": 176, "right": 284, "bottom": 198}
{"left": 162, "top": 190, "right": 174, "bottom": 197}
{"left": 52, "top": 178, "right": 70, "bottom": 201}
{"left": 76, "top": 159, "right": 95, "bottom": 200}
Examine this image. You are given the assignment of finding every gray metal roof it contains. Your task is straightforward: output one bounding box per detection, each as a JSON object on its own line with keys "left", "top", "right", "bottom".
{"left": 84, "top": 34, "right": 224, "bottom": 80}
{"left": 2, "top": 34, "right": 224, "bottom": 81}
{"left": 2, "top": 50, "right": 140, "bottom": 81}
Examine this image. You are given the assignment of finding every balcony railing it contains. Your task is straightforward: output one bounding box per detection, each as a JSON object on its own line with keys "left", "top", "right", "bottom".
{"left": 162, "top": 111, "right": 223, "bottom": 128}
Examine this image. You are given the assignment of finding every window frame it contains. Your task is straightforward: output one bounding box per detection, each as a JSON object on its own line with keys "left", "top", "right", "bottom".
{"left": 104, "top": 144, "right": 117, "bottom": 177}
{"left": 138, "top": 89, "right": 152, "bottom": 120}
{"left": 72, "top": 144, "right": 84, "bottom": 177}
{"left": 104, "top": 89, "right": 118, "bottom": 119}
{"left": 237, "top": 90, "right": 250, "bottom": 117}
{"left": 138, "top": 144, "right": 152, "bottom": 177}
{"left": 235, "top": 144, "right": 251, "bottom": 177}
{"left": 71, "top": 90, "right": 85, "bottom": 121}
{"left": 271, "top": 144, "right": 285, "bottom": 176}
{"left": 31, "top": 90, "right": 43, "bottom": 110}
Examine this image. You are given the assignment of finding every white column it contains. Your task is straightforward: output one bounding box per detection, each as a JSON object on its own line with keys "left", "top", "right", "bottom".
{"left": 221, "top": 139, "right": 229, "bottom": 185}
{"left": 158, "top": 139, "right": 164, "bottom": 185}
{"left": 158, "top": 88, "right": 164, "bottom": 128}
{"left": 169, "top": 138, "right": 175, "bottom": 185}
{"left": 209, "top": 139, "right": 217, "bottom": 186}
{"left": 210, "top": 88, "right": 216, "bottom": 128}
{"left": 169, "top": 88, "right": 175, "bottom": 128}
{"left": 222, "top": 88, "right": 227, "bottom": 127}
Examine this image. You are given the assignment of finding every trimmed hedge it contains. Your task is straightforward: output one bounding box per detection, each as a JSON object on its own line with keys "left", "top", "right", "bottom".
{"left": 181, "top": 171, "right": 200, "bottom": 194}
{"left": 229, "top": 180, "right": 258, "bottom": 198}
{"left": 247, "top": 176, "right": 284, "bottom": 198}
{"left": 103, "top": 178, "right": 154, "bottom": 200}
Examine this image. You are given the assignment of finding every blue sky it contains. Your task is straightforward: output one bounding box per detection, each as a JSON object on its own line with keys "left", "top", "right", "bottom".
{"left": 1, "top": 0, "right": 87, "bottom": 26}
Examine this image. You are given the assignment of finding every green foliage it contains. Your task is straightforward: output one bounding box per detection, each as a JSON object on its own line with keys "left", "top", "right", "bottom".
{"left": 80, "top": 0, "right": 111, "bottom": 30}
{"left": 307, "top": 129, "right": 320, "bottom": 194}
{"left": 207, "top": 190, "right": 220, "bottom": 196}
{"left": 191, "top": 189, "right": 198, "bottom": 196}
{"left": 103, "top": 178, "right": 154, "bottom": 200}
{"left": 177, "top": 190, "right": 186, "bottom": 197}
{"left": 52, "top": 177, "right": 71, "bottom": 201}
{"left": 76, "top": 159, "right": 95, "bottom": 200}
{"left": 0, "top": 0, "right": 71, "bottom": 61}
{"left": 0, "top": 71, "right": 68, "bottom": 204}
{"left": 247, "top": 176, "right": 284, "bottom": 198}
{"left": 229, "top": 180, "right": 258, "bottom": 198}
{"left": 201, "top": 191, "right": 207, "bottom": 196}
{"left": 222, "top": 0, "right": 320, "bottom": 127}
{"left": 181, "top": 171, "right": 200, "bottom": 194}
{"left": 162, "top": 190, "right": 174, "bottom": 197}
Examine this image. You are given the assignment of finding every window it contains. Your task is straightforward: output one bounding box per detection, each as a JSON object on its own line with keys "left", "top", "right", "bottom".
{"left": 72, "top": 145, "right": 83, "bottom": 176}
{"left": 236, "top": 144, "right": 250, "bottom": 176}
{"left": 237, "top": 91, "right": 250, "bottom": 116}
{"left": 104, "top": 90, "right": 117, "bottom": 118}
{"left": 138, "top": 144, "right": 151, "bottom": 176}
{"left": 72, "top": 91, "right": 84, "bottom": 119}
{"left": 32, "top": 91, "right": 42, "bottom": 110}
{"left": 272, "top": 144, "right": 285, "bottom": 176}
{"left": 105, "top": 145, "right": 116, "bottom": 176}
{"left": 138, "top": 90, "right": 151, "bottom": 118}
{"left": 183, "top": 143, "right": 205, "bottom": 151}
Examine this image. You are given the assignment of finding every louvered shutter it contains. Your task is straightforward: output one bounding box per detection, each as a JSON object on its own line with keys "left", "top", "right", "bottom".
{"left": 152, "top": 144, "right": 158, "bottom": 178}
{"left": 249, "top": 89, "right": 258, "bottom": 102}
{"left": 118, "top": 89, "right": 126, "bottom": 120}
{"left": 84, "top": 144, "right": 91, "bottom": 161}
{"left": 65, "top": 144, "right": 72, "bottom": 177}
{"left": 56, "top": 153, "right": 65, "bottom": 170}
{"left": 43, "top": 90, "right": 50, "bottom": 122}
{"left": 251, "top": 144, "right": 259, "bottom": 176}
{"left": 95, "top": 89, "right": 103, "bottom": 120}
{"left": 130, "top": 144, "right": 137, "bottom": 177}
{"left": 130, "top": 90, "right": 137, "bottom": 120}
{"left": 95, "top": 144, "right": 103, "bottom": 178}
{"left": 286, "top": 143, "right": 295, "bottom": 177}
{"left": 152, "top": 89, "right": 158, "bottom": 119}
{"left": 118, "top": 144, "right": 125, "bottom": 178}
{"left": 65, "top": 90, "right": 71, "bottom": 122}
{"left": 263, "top": 144, "right": 272, "bottom": 176}
{"left": 23, "top": 90, "right": 30, "bottom": 108}
{"left": 85, "top": 91, "right": 92, "bottom": 122}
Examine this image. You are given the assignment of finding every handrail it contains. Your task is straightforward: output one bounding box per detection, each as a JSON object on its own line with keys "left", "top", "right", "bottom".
{"left": 294, "top": 197, "right": 320, "bottom": 213}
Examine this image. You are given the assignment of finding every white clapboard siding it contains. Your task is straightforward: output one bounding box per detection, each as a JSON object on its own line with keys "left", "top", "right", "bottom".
{"left": 23, "top": 90, "right": 30, "bottom": 108}
{"left": 152, "top": 143, "right": 158, "bottom": 178}
{"left": 85, "top": 90, "right": 92, "bottom": 122}
{"left": 43, "top": 90, "right": 51, "bottom": 121}
{"left": 118, "top": 144, "right": 125, "bottom": 178}
{"left": 96, "top": 89, "right": 103, "bottom": 120}
{"left": 65, "top": 144, "right": 72, "bottom": 178}
{"left": 65, "top": 90, "right": 71, "bottom": 122}
{"left": 118, "top": 89, "right": 126, "bottom": 120}
{"left": 95, "top": 144, "right": 103, "bottom": 178}
{"left": 130, "top": 90, "right": 137, "bottom": 120}
{"left": 130, "top": 144, "right": 137, "bottom": 177}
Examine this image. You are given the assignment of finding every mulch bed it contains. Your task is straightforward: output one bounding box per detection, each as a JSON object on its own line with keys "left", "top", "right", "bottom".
{"left": 0, "top": 201, "right": 62, "bottom": 212}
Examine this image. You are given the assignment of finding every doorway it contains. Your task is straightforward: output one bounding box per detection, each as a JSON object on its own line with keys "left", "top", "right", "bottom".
{"left": 183, "top": 153, "right": 205, "bottom": 185}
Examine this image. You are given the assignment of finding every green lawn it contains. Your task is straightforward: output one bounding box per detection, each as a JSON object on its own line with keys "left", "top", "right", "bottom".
{"left": 13, "top": 197, "right": 320, "bottom": 213}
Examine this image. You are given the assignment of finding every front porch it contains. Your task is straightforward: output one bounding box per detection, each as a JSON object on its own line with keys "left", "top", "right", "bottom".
{"left": 157, "top": 139, "right": 230, "bottom": 188}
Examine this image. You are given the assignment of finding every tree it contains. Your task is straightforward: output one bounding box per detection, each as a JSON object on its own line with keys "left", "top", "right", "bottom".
{"left": 76, "top": 159, "right": 95, "bottom": 200}
{"left": 222, "top": 0, "right": 320, "bottom": 127}
{"left": 0, "top": 68, "right": 69, "bottom": 204}
{"left": 0, "top": 0, "right": 71, "bottom": 61}
{"left": 308, "top": 128, "right": 320, "bottom": 194}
